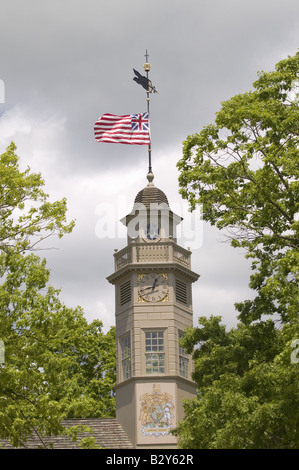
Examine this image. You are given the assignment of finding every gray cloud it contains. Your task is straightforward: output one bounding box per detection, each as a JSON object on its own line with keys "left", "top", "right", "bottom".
{"left": 0, "top": 0, "right": 298, "bottom": 330}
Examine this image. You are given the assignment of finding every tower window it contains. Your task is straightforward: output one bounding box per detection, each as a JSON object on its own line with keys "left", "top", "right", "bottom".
{"left": 146, "top": 222, "right": 159, "bottom": 240}
{"left": 145, "top": 330, "right": 164, "bottom": 374}
{"left": 175, "top": 279, "right": 188, "bottom": 304}
{"left": 121, "top": 332, "right": 131, "bottom": 380}
{"left": 179, "top": 331, "right": 189, "bottom": 378}
{"left": 120, "top": 280, "right": 131, "bottom": 305}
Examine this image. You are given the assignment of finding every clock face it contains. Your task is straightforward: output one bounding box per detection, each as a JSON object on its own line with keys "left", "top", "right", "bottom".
{"left": 138, "top": 273, "right": 168, "bottom": 302}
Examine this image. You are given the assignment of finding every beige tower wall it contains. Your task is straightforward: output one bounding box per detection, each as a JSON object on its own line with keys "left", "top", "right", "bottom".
{"left": 116, "top": 377, "right": 197, "bottom": 449}
{"left": 115, "top": 380, "right": 136, "bottom": 446}
{"left": 108, "top": 221, "right": 199, "bottom": 449}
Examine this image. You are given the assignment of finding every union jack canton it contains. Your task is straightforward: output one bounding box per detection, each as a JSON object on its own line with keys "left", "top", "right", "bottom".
{"left": 131, "top": 113, "right": 149, "bottom": 132}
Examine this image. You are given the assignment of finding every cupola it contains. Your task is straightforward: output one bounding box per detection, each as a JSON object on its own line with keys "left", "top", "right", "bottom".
{"left": 121, "top": 172, "right": 182, "bottom": 242}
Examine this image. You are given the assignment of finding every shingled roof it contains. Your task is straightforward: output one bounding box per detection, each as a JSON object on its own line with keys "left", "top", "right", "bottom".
{"left": 134, "top": 172, "right": 169, "bottom": 209}
{"left": 0, "top": 418, "right": 133, "bottom": 449}
{"left": 134, "top": 185, "right": 169, "bottom": 208}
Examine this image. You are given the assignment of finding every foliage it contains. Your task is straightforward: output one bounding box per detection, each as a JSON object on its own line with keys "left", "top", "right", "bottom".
{"left": 63, "top": 425, "right": 103, "bottom": 449}
{"left": 175, "top": 52, "right": 299, "bottom": 448}
{"left": 0, "top": 144, "right": 116, "bottom": 448}
{"left": 0, "top": 142, "right": 75, "bottom": 254}
{"left": 174, "top": 316, "right": 299, "bottom": 449}
{"left": 177, "top": 51, "right": 299, "bottom": 324}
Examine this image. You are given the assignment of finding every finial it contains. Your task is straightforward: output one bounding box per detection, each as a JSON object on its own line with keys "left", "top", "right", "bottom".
{"left": 143, "top": 50, "right": 151, "bottom": 72}
{"left": 147, "top": 171, "right": 154, "bottom": 186}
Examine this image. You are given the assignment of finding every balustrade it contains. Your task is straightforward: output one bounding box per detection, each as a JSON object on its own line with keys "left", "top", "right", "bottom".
{"left": 114, "top": 240, "right": 191, "bottom": 271}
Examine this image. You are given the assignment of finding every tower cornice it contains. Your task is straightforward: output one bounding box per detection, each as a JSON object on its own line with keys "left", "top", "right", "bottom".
{"left": 107, "top": 261, "right": 199, "bottom": 284}
{"left": 115, "top": 374, "right": 197, "bottom": 391}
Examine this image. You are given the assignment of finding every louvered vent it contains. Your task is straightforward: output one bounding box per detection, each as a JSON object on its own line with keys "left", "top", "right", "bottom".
{"left": 176, "top": 279, "right": 188, "bottom": 304}
{"left": 120, "top": 280, "right": 131, "bottom": 305}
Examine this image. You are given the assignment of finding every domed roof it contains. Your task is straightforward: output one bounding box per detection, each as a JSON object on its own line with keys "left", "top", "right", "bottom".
{"left": 120, "top": 172, "right": 182, "bottom": 228}
{"left": 134, "top": 173, "right": 169, "bottom": 208}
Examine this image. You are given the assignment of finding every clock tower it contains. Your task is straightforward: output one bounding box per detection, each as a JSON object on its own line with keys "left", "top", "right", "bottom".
{"left": 107, "top": 171, "right": 199, "bottom": 449}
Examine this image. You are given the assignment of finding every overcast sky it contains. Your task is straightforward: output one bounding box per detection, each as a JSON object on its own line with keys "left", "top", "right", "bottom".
{"left": 0, "top": 0, "right": 298, "bottom": 331}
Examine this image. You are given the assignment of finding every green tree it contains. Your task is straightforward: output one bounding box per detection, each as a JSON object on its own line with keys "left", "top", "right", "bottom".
{"left": 0, "top": 142, "right": 75, "bottom": 254}
{"left": 175, "top": 52, "right": 299, "bottom": 448}
{"left": 174, "top": 316, "right": 299, "bottom": 448}
{"left": 0, "top": 143, "right": 116, "bottom": 448}
{"left": 177, "top": 51, "right": 299, "bottom": 324}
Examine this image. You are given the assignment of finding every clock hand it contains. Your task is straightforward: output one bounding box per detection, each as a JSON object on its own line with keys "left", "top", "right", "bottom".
{"left": 140, "top": 286, "right": 154, "bottom": 293}
{"left": 151, "top": 278, "right": 158, "bottom": 291}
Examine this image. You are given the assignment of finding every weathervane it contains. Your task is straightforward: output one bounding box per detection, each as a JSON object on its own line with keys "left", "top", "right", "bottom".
{"left": 133, "top": 50, "right": 158, "bottom": 175}
{"left": 94, "top": 52, "right": 156, "bottom": 161}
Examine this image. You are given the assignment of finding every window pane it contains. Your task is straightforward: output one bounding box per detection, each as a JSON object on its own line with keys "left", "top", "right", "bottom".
{"left": 145, "top": 330, "right": 164, "bottom": 374}
{"left": 179, "top": 331, "right": 188, "bottom": 378}
{"left": 121, "top": 333, "right": 131, "bottom": 380}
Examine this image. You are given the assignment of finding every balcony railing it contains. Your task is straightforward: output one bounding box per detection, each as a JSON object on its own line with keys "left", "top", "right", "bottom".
{"left": 114, "top": 239, "right": 191, "bottom": 271}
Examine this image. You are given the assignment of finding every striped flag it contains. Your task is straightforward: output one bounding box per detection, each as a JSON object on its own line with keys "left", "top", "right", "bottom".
{"left": 94, "top": 113, "right": 150, "bottom": 145}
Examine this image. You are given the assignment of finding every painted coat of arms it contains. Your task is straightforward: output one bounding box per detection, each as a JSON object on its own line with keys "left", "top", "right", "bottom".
{"left": 139, "top": 384, "right": 175, "bottom": 437}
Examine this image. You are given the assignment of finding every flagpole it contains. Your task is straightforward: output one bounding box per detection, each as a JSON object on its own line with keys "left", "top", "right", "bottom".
{"left": 143, "top": 50, "right": 152, "bottom": 174}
